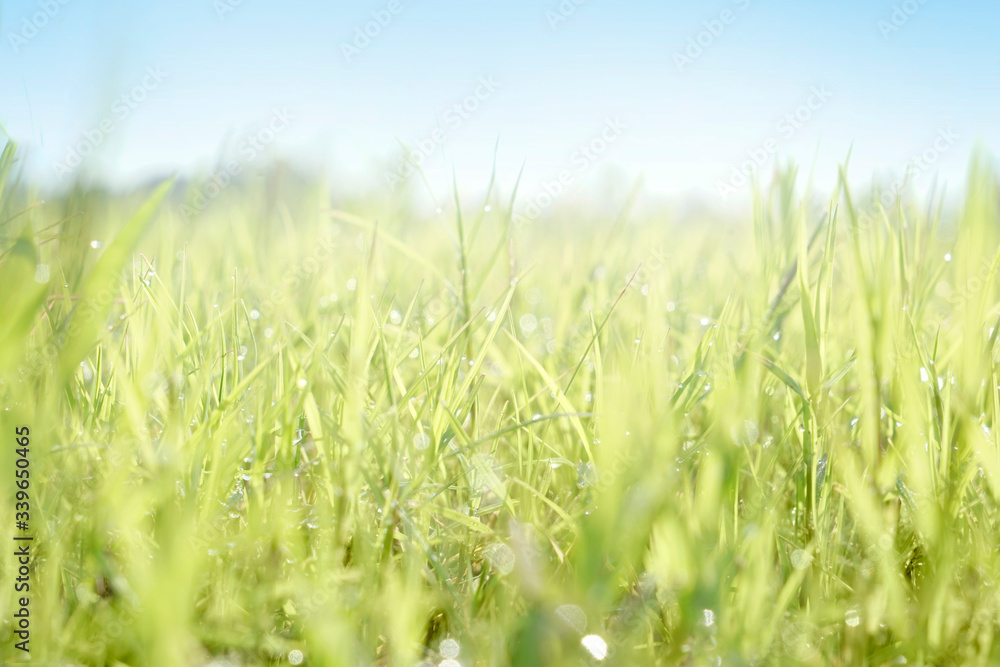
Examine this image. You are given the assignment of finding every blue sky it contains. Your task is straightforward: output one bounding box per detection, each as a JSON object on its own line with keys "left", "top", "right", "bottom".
{"left": 1, "top": 0, "right": 998, "bottom": 207}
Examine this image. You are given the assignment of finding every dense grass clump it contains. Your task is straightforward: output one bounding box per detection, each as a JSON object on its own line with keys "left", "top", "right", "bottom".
{"left": 2, "top": 141, "right": 1000, "bottom": 665}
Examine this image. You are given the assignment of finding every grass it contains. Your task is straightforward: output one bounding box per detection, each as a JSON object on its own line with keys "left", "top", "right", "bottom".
{"left": 2, "top": 140, "right": 1000, "bottom": 666}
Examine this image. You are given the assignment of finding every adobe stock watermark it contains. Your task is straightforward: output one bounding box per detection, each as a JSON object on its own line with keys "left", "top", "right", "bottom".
{"left": 673, "top": 0, "right": 752, "bottom": 72}
{"left": 625, "top": 245, "right": 669, "bottom": 297}
{"left": 512, "top": 117, "right": 627, "bottom": 230}
{"left": 340, "top": 0, "right": 406, "bottom": 63}
{"left": 878, "top": 0, "right": 931, "bottom": 39}
{"left": 180, "top": 108, "right": 295, "bottom": 219}
{"left": 717, "top": 85, "right": 833, "bottom": 201}
{"left": 258, "top": 232, "right": 340, "bottom": 314}
{"left": 384, "top": 76, "right": 501, "bottom": 190}
{"left": 52, "top": 65, "right": 169, "bottom": 181}
{"left": 897, "top": 253, "right": 992, "bottom": 363}
{"left": 850, "top": 127, "right": 959, "bottom": 232}
{"left": 6, "top": 0, "right": 73, "bottom": 54}
{"left": 214, "top": 0, "right": 249, "bottom": 20}
{"left": 546, "top": 0, "right": 588, "bottom": 31}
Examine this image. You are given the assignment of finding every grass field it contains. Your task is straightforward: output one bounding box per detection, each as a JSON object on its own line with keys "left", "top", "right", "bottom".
{"left": 2, "top": 140, "right": 1000, "bottom": 666}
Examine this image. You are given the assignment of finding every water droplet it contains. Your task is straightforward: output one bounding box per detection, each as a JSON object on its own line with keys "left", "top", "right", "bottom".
{"left": 483, "top": 542, "right": 515, "bottom": 575}
{"left": 90, "top": 240, "right": 102, "bottom": 249}
{"left": 556, "top": 604, "right": 587, "bottom": 634}
{"left": 581, "top": 635, "right": 608, "bottom": 661}
{"left": 288, "top": 649, "right": 304, "bottom": 665}
{"left": 413, "top": 433, "right": 431, "bottom": 450}
{"left": 791, "top": 549, "right": 812, "bottom": 569}
{"left": 440, "top": 638, "right": 460, "bottom": 659}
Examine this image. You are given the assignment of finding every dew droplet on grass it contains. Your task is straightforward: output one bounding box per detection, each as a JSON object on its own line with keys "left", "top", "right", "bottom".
{"left": 439, "top": 638, "right": 460, "bottom": 659}
{"left": 556, "top": 604, "right": 587, "bottom": 633}
{"left": 581, "top": 635, "right": 608, "bottom": 661}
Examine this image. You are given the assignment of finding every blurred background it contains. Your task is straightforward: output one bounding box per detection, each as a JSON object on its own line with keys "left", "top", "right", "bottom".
{"left": 1, "top": 0, "right": 998, "bottom": 211}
